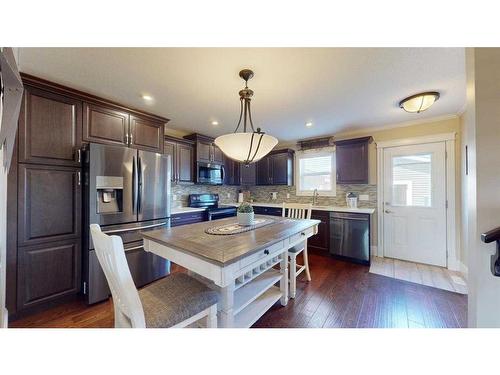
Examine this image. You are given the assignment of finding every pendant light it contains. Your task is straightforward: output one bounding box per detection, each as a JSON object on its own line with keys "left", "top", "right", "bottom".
{"left": 399, "top": 91, "right": 440, "bottom": 113}
{"left": 214, "top": 69, "right": 278, "bottom": 165}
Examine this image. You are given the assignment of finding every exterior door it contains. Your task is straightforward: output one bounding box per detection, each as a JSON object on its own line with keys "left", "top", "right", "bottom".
{"left": 383, "top": 142, "right": 447, "bottom": 267}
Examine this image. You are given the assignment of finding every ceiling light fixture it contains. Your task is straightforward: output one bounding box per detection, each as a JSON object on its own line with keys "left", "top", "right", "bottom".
{"left": 214, "top": 69, "right": 278, "bottom": 165}
{"left": 399, "top": 91, "right": 440, "bottom": 113}
{"left": 211, "top": 121, "right": 219, "bottom": 126}
{"left": 305, "top": 122, "right": 313, "bottom": 127}
{"left": 142, "top": 94, "right": 153, "bottom": 101}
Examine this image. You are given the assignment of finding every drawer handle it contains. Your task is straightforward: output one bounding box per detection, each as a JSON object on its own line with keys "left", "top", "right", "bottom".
{"left": 301, "top": 232, "right": 306, "bottom": 236}
{"left": 264, "top": 249, "right": 269, "bottom": 255}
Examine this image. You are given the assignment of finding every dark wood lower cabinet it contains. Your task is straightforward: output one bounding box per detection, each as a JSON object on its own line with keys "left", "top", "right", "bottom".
{"left": 17, "top": 239, "right": 81, "bottom": 310}
{"left": 17, "top": 164, "right": 81, "bottom": 246}
{"left": 308, "top": 210, "right": 330, "bottom": 253}
{"left": 171, "top": 211, "right": 206, "bottom": 227}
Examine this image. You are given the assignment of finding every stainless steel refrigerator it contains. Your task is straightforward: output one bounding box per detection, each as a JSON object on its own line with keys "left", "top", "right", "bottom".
{"left": 83, "top": 143, "right": 171, "bottom": 304}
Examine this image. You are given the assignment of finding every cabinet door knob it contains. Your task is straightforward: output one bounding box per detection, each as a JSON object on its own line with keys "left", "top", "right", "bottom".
{"left": 264, "top": 249, "right": 269, "bottom": 255}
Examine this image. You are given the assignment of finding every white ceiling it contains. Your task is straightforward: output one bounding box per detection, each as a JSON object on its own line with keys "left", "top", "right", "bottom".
{"left": 18, "top": 48, "right": 466, "bottom": 141}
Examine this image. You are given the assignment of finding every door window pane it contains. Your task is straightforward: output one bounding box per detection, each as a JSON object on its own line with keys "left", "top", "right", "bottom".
{"left": 392, "top": 154, "right": 432, "bottom": 207}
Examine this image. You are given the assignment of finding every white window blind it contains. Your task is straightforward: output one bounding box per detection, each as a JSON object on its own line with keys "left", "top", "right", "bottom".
{"left": 296, "top": 150, "right": 336, "bottom": 196}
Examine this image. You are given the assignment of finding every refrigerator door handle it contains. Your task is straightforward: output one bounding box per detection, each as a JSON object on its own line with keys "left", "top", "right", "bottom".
{"left": 138, "top": 155, "right": 143, "bottom": 214}
{"left": 132, "top": 155, "right": 138, "bottom": 214}
{"left": 103, "top": 221, "right": 168, "bottom": 234}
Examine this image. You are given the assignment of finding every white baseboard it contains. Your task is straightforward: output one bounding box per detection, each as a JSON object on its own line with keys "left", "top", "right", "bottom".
{"left": 1, "top": 307, "right": 7, "bottom": 328}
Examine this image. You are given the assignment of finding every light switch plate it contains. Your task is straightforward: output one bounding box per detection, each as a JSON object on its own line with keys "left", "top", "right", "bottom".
{"left": 227, "top": 193, "right": 231, "bottom": 199}
{"left": 173, "top": 194, "right": 177, "bottom": 201}
{"left": 359, "top": 194, "right": 369, "bottom": 201}
{"left": 286, "top": 193, "right": 290, "bottom": 199}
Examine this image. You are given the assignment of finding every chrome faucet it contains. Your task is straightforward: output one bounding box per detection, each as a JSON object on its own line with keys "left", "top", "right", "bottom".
{"left": 312, "top": 189, "right": 319, "bottom": 206}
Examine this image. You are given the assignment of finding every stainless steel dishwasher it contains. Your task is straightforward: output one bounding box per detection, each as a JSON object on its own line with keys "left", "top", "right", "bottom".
{"left": 329, "top": 212, "right": 370, "bottom": 265}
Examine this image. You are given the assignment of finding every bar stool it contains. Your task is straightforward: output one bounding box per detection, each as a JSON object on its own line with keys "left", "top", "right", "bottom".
{"left": 90, "top": 224, "right": 218, "bottom": 328}
{"left": 282, "top": 203, "right": 312, "bottom": 298}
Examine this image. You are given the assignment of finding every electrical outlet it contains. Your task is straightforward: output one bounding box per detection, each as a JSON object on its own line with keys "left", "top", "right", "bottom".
{"left": 227, "top": 193, "right": 231, "bottom": 199}
{"left": 359, "top": 194, "right": 369, "bottom": 201}
{"left": 271, "top": 192, "right": 278, "bottom": 200}
{"left": 286, "top": 193, "right": 290, "bottom": 199}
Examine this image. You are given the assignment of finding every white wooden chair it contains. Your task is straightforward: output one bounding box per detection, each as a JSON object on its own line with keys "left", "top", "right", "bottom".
{"left": 282, "top": 203, "right": 312, "bottom": 298}
{"left": 90, "top": 224, "right": 218, "bottom": 328}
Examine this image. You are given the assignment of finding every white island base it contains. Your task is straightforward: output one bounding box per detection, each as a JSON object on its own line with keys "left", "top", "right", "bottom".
{"left": 143, "top": 222, "right": 317, "bottom": 328}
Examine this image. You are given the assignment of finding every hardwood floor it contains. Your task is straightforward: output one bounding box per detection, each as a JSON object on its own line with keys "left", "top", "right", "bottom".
{"left": 9, "top": 254, "right": 467, "bottom": 328}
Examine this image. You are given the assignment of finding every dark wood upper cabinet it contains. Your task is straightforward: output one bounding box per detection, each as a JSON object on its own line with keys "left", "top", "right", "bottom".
{"left": 223, "top": 156, "right": 241, "bottom": 185}
{"left": 196, "top": 140, "right": 212, "bottom": 163}
{"left": 17, "top": 239, "right": 81, "bottom": 310}
{"left": 83, "top": 102, "right": 129, "bottom": 147}
{"left": 177, "top": 141, "right": 194, "bottom": 183}
{"left": 212, "top": 144, "right": 224, "bottom": 164}
{"left": 335, "top": 136, "right": 372, "bottom": 184}
{"left": 256, "top": 157, "right": 271, "bottom": 185}
{"left": 184, "top": 133, "right": 223, "bottom": 164}
{"left": 163, "top": 139, "right": 177, "bottom": 182}
{"left": 130, "top": 115, "right": 164, "bottom": 153}
{"left": 17, "top": 164, "right": 81, "bottom": 247}
{"left": 256, "top": 149, "right": 294, "bottom": 186}
{"left": 19, "top": 86, "right": 82, "bottom": 166}
{"left": 270, "top": 150, "right": 294, "bottom": 185}
{"left": 240, "top": 162, "right": 256, "bottom": 185}
{"left": 164, "top": 136, "right": 194, "bottom": 184}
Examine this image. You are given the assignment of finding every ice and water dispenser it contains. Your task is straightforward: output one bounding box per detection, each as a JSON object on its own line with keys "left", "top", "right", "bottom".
{"left": 96, "top": 176, "right": 124, "bottom": 214}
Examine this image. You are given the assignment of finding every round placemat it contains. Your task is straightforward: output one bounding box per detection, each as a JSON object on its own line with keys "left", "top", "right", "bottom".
{"left": 205, "top": 218, "right": 275, "bottom": 235}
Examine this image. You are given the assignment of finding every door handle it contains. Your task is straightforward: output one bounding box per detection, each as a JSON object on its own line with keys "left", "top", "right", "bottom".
{"left": 385, "top": 210, "right": 393, "bottom": 214}
{"left": 137, "top": 156, "right": 143, "bottom": 214}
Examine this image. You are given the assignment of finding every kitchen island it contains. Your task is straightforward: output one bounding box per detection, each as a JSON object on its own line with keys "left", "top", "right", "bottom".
{"left": 142, "top": 215, "right": 320, "bottom": 327}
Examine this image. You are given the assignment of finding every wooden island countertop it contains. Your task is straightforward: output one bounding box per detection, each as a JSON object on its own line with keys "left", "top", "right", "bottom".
{"left": 142, "top": 215, "right": 321, "bottom": 266}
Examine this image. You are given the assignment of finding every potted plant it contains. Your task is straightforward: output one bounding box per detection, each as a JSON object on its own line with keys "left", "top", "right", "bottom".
{"left": 237, "top": 202, "right": 255, "bottom": 226}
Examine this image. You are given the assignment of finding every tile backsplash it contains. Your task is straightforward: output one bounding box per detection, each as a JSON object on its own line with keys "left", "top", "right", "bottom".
{"left": 172, "top": 184, "right": 377, "bottom": 208}
{"left": 171, "top": 184, "right": 240, "bottom": 208}
{"left": 243, "top": 184, "right": 377, "bottom": 208}
{"left": 171, "top": 183, "right": 377, "bottom": 209}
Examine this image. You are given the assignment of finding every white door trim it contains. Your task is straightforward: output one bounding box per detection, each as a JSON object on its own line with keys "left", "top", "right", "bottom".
{"left": 376, "top": 133, "right": 458, "bottom": 270}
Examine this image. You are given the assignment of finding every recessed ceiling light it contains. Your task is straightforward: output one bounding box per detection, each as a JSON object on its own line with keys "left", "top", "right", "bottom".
{"left": 142, "top": 94, "right": 153, "bottom": 101}
{"left": 305, "top": 122, "right": 313, "bottom": 127}
{"left": 399, "top": 92, "right": 440, "bottom": 113}
{"left": 211, "top": 121, "right": 219, "bottom": 126}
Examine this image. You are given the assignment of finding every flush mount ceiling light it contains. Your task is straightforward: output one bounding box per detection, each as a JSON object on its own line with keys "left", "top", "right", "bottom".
{"left": 211, "top": 120, "right": 219, "bottom": 126}
{"left": 305, "top": 122, "right": 313, "bottom": 127}
{"left": 214, "top": 69, "right": 278, "bottom": 165}
{"left": 399, "top": 92, "right": 440, "bottom": 113}
{"left": 141, "top": 94, "right": 153, "bottom": 101}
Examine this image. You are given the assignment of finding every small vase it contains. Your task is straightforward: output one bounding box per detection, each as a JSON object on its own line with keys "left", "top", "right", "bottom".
{"left": 237, "top": 212, "right": 255, "bottom": 226}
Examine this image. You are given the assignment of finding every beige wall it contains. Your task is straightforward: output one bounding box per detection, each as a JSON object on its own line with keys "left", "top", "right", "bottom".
{"left": 463, "top": 48, "right": 500, "bottom": 327}
{"left": 326, "top": 117, "right": 462, "bottom": 259}
{"left": 168, "top": 115, "right": 463, "bottom": 264}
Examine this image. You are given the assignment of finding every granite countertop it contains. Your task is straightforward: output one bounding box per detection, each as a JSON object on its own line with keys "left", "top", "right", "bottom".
{"left": 227, "top": 202, "right": 376, "bottom": 215}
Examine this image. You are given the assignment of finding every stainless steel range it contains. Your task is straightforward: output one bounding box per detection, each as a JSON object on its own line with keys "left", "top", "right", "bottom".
{"left": 188, "top": 193, "right": 237, "bottom": 221}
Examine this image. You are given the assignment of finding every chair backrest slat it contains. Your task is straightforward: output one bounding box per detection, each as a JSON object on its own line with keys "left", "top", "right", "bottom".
{"left": 282, "top": 203, "right": 312, "bottom": 220}
{"left": 90, "top": 224, "right": 146, "bottom": 328}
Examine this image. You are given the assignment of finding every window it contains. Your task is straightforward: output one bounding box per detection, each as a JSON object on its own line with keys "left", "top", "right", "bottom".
{"left": 296, "top": 150, "right": 336, "bottom": 196}
{"left": 392, "top": 153, "right": 432, "bottom": 207}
